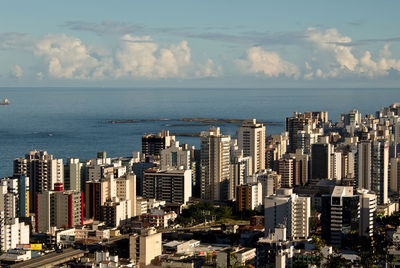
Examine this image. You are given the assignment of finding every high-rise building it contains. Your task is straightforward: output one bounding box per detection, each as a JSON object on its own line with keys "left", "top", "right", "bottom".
{"left": 390, "top": 156, "right": 400, "bottom": 192}
{"left": 36, "top": 185, "right": 83, "bottom": 233}
{"left": 0, "top": 177, "right": 30, "bottom": 251}
{"left": 264, "top": 188, "right": 310, "bottom": 239}
{"left": 142, "top": 130, "right": 175, "bottom": 158}
{"left": 238, "top": 119, "right": 265, "bottom": 173}
{"left": 85, "top": 179, "right": 108, "bottom": 220}
{"left": 0, "top": 218, "right": 30, "bottom": 252}
{"left": 116, "top": 173, "right": 136, "bottom": 217}
{"left": 64, "top": 158, "right": 82, "bottom": 192}
{"left": 330, "top": 151, "right": 342, "bottom": 183}
{"left": 340, "top": 109, "right": 362, "bottom": 127}
{"left": 200, "top": 127, "right": 231, "bottom": 201}
{"left": 358, "top": 189, "right": 376, "bottom": 238}
{"left": 101, "top": 198, "right": 130, "bottom": 227}
{"left": 87, "top": 152, "right": 112, "bottom": 181}
{"left": 0, "top": 176, "right": 29, "bottom": 219}
{"left": 336, "top": 147, "right": 356, "bottom": 182}
{"left": 277, "top": 157, "right": 294, "bottom": 188}
{"left": 236, "top": 182, "right": 262, "bottom": 211}
{"left": 265, "top": 134, "right": 289, "bottom": 170}
{"left": 160, "top": 141, "right": 191, "bottom": 170}
{"left": 286, "top": 112, "right": 313, "bottom": 153}
{"left": 357, "top": 140, "right": 372, "bottom": 190}
{"left": 230, "top": 144, "right": 252, "bottom": 200}
{"left": 321, "top": 186, "right": 359, "bottom": 248}
{"left": 143, "top": 169, "right": 192, "bottom": 205}
{"left": 296, "top": 129, "right": 320, "bottom": 155}
{"left": 371, "top": 140, "right": 389, "bottom": 204}
{"left": 85, "top": 172, "right": 136, "bottom": 221}
{"left": 255, "top": 169, "right": 281, "bottom": 200}
{"left": 356, "top": 140, "right": 389, "bottom": 204}
{"left": 293, "top": 149, "right": 309, "bottom": 186}
{"left": 310, "top": 137, "right": 334, "bottom": 182}
{"left": 13, "top": 150, "right": 63, "bottom": 212}
{"left": 132, "top": 161, "right": 157, "bottom": 196}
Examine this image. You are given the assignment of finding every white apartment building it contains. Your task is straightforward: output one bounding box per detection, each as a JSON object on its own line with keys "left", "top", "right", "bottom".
{"left": 238, "top": 119, "right": 265, "bottom": 173}
{"left": 65, "top": 158, "right": 82, "bottom": 192}
{"left": 255, "top": 169, "right": 282, "bottom": 200}
{"left": 237, "top": 182, "right": 262, "bottom": 211}
{"left": 160, "top": 141, "right": 191, "bottom": 170}
{"left": 330, "top": 151, "right": 342, "bottom": 183}
{"left": 296, "top": 128, "right": 320, "bottom": 155}
{"left": 101, "top": 198, "right": 130, "bottom": 227}
{"left": 358, "top": 189, "right": 377, "bottom": 237}
{"left": 13, "top": 150, "right": 63, "bottom": 212}
{"left": 230, "top": 143, "right": 252, "bottom": 200}
{"left": 200, "top": 127, "right": 231, "bottom": 201}
{"left": 87, "top": 153, "right": 112, "bottom": 181}
{"left": 115, "top": 173, "right": 136, "bottom": 217}
{"left": 0, "top": 217, "right": 29, "bottom": 252}
{"left": 0, "top": 180, "right": 30, "bottom": 251}
{"left": 264, "top": 188, "right": 310, "bottom": 239}
{"left": 357, "top": 140, "right": 389, "bottom": 204}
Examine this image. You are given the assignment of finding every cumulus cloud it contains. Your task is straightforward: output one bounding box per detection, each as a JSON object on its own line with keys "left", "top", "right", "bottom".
{"left": 30, "top": 33, "right": 218, "bottom": 80}
{"left": 3, "top": 27, "right": 400, "bottom": 82}
{"left": 237, "top": 47, "right": 299, "bottom": 78}
{"left": 114, "top": 35, "right": 192, "bottom": 78}
{"left": 34, "top": 34, "right": 113, "bottom": 79}
{"left": 302, "top": 28, "right": 400, "bottom": 79}
{"left": 358, "top": 44, "right": 400, "bottom": 77}
{"left": 10, "top": 65, "right": 23, "bottom": 79}
{"left": 305, "top": 28, "right": 358, "bottom": 73}
{"left": 195, "top": 59, "right": 222, "bottom": 78}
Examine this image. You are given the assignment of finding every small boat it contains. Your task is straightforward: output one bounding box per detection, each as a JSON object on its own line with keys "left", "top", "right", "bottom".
{"left": 0, "top": 98, "right": 9, "bottom": 105}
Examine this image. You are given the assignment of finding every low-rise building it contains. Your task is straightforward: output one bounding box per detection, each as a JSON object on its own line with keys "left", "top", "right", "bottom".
{"left": 141, "top": 209, "right": 177, "bottom": 228}
{"left": 216, "top": 247, "right": 256, "bottom": 268}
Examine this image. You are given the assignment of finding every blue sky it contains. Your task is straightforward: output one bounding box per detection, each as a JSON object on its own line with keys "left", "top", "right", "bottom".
{"left": 1, "top": 0, "right": 400, "bottom": 87}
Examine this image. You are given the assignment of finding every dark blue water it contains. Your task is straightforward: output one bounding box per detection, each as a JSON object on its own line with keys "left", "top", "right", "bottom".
{"left": 0, "top": 87, "right": 399, "bottom": 177}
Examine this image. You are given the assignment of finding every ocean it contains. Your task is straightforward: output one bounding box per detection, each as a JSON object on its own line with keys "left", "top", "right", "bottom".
{"left": 0, "top": 87, "right": 399, "bottom": 177}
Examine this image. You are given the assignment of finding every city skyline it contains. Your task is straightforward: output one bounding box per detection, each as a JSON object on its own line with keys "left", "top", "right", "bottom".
{"left": 1, "top": 0, "right": 400, "bottom": 88}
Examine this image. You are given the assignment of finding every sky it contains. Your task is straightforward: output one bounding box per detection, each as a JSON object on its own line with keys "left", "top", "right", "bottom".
{"left": 1, "top": 0, "right": 400, "bottom": 88}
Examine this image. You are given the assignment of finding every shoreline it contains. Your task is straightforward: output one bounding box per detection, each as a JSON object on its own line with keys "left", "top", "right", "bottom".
{"left": 108, "top": 117, "right": 282, "bottom": 125}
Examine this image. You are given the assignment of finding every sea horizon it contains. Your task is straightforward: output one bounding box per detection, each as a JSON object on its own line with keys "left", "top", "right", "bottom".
{"left": 1, "top": 87, "right": 400, "bottom": 177}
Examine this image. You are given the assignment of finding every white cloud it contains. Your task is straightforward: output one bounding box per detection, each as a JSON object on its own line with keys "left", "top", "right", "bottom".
{"left": 31, "top": 33, "right": 217, "bottom": 80}
{"left": 195, "top": 59, "right": 222, "bottom": 78}
{"left": 34, "top": 34, "right": 112, "bottom": 79}
{"left": 10, "top": 65, "right": 23, "bottom": 79}
{"left": 358, "top": 44, "right": 400, "bottom": 77}
{"left": 304, "top": 28, "right": 358, "bottom": 76}
{"left": 237, "top": 47, "right": 299, "bottom": 78}
{"left": 3, "top": 28, "right": 400, "bottom": 82}
{"left": 302, "top": 28, "right": 400, "bottom": 79}
{"left": 115, "top": 35, "right": 194, "bottom": 79}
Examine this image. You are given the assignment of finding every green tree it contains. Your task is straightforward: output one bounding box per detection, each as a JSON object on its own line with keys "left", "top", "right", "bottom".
{"left": 322, "top": 253, "right": 352, "bottom": 268}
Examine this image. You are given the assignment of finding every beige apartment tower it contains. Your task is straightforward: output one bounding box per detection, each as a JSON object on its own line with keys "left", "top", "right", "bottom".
{"left": 238, "top": 119, "right": 266, "bottom": 173}
{"left": 200, "top": 127, "right": 231, "bottom": 201}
